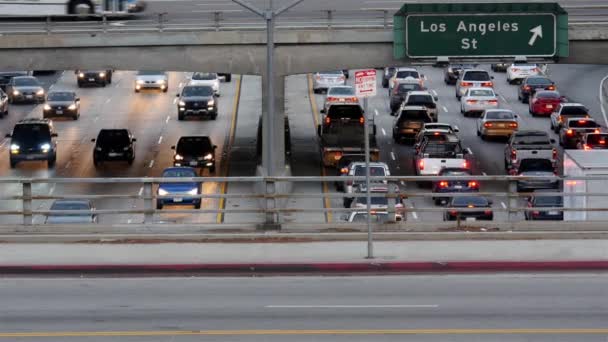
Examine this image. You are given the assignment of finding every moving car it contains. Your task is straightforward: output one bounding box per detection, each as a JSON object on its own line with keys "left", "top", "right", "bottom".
{"left": 176, "top": 85, "right": 218, "bottom": 120}
{"left": 529, "top": 90, "right": 563, "bottom": 116}
{"left": 127, "top": 0, "right": 147, "bottom": 13}
{"left": 0, "top": 71, "right": 30, "bottom": 90}
{"left": 518, "top": 76, "right": 556, "bottom": 103}
{"left": 444, "top": 196, "right": 493, "bottom": 221}
{"left": 5, "top": 76, "right": 45, "bottom": 104}
{"left": 0, "top": 89, "right": 8, "bottom": 118}
{"left": 559, "top": 118, "right": 601, "bottom": 149}
{"left": 524, "top": 194, "right": 563, "bottom": 221}
{"left": 389, "top": 67, "right": 423, "bottom": 94}
{"left": 414, "top": 135, "right": 472, "bottom": 176}
{"left": 171, "top": 136, "right": 217, "bottom": 173}
{"left": 76, "top": 70, "right": 112, "bottom": 87}
{"left": 189, "top": 72, "right": 220, "bottom": 96}
{"left": 347, "top": 184, "right": 404, "bottom": 221}
{"left": 414, "top": 126, "right": 459, "bottom": 147}
{"left": 91, "top": 129, "right": 136, "bottom": 166}
{"left": 322, "top": 86, "right": 358, "bottom": 113}
{"left": 460, "top": 87, "right": 498, "bottom": 117}
{"left": 444, "top": 63, "right": 476, "bottom": 85}
{"left": 455, "top": 69, "right": 493, "bottom": 100}
{"left": 550, "top": 103, "right": 590, "bottom": 133}
{"left": 402, "top": 90, "right": 439, "bottom": 122}
{"left": 45, "top": 199, "right": 97, "bottom": 224}
{"left": 313, "top": 71, "right": 346, "bottom": 93}
{"left": 345, "top": 211, "right": 402, "bottom": 223}
{"left": 340, "top": 161, "right": 390, "bottom": 196}
{"left": 504, "top": 130, "right": 557, "bottom": 172}
{"left": 43, "top": 91, "right": 80, "bottom": 120}
{"left": 432, "top": 167, "right": 479, "bottom": 205}
{"left": 6, "top": 118, "right": 57, "bottom": 168}
{"left": 392, "top": 105, "right": 434, "bottom": 143}
{"left": 476, "top": 109, "right": 518, "bottom": 139}
{"left": 490, "top": 62, "right": 509, "bottom": 72}
{"left": 134, "top": 71, "right": 168, "bottom": 93}
{"left": 577, "top": 133, "right": 608, "bottom": 150}
{"left": 156, "top": 167, "right": 202, "bottom": 210}
{"left": 389, "top": 79, "right": 424, "bottom": 115}
{"left": 506, "top": 62, "right": 542, "bottom": 84}
{"left": 514, "top": 158, "right": 559, "bottom": 192}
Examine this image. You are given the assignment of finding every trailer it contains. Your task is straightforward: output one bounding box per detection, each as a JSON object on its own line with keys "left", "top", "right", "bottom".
{"left": 563, "top": 150, "right": 608, "bottom": 221}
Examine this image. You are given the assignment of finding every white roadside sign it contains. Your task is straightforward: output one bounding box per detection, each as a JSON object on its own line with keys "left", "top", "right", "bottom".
{"left": 355, "top": 69, "right": 377, "bottom": 98}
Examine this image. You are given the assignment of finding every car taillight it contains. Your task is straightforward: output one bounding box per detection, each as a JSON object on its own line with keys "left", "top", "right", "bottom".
{"left": 449, "top": 210, "right": 458, "bottom": 215}
{"left": 509, "top": 169, "right": 518, "bottom": 175}
{"left": 511, "top": 68, "right": 519, "bottom": 72}
{"left": 547, "top": 85, "right": 556, "bottom": 90}
{"left": 324, "top": 117, "right": 331, "bottom": 125}
{"left": 511, "top": 149, "right": 517, "bottom": 160}
{"left": 439, "top": 181, "right": 449, "bottom": 188}
{"left": 532, "top": 210, "right": 540, "bottom": 215}
{"left": 509, "top": 122, "right": 518, "bottom": 128}
{"left": 466, "top": 99, "right": 478, "bottom": 104}
{"left": 326, "top": 96, "right": 338, "bottom": 102}
{"left": 359, "top": 117, "right": 365, "bottom": 124}
{"left": 566, "top": 129, "right": 573, "bottom": 135}
{"left": 600, "top": 140, "right": 606, "bottom": 145}
{"left": 488, "top": 99, "right": 498, "bottom": 104}
{"left": 347, "top": 97, "right": 358, "bottom": 103}
{"left": 482, "top": 82, "right": 493, "bottom": 87}
{"left": 468, "top": 181, "right": 478, "bottom": 188}
{"left": 583, "top": 144, "right": 591, "bottom": 150}
{"left": 484, "top": 122, "right": 493, "bottom": 128}
{"left": 552, "top": 148, "right": 557, "bottom": 159}
{"left": 340, "top": 167, "right": 348, "bottom": 174}
{"left": 461, "top": 81, "right": 473, "bottom": 87}
{"left": 334, "top": 152, "right": 342, "bottom": 160}
{"left": 418, "top": 160, "right": 424, "bottom": 170}
{"left": 594, "top": 129, "right": 601, "bottom": 134}
{"left": 463, "top": 160, "right": 469, "bottom": 169}
{"left": 484, "top": 210, "right": 492, "bottom": 215}
{"left": 523, "top": 85, "right": 531, "bottom": 91}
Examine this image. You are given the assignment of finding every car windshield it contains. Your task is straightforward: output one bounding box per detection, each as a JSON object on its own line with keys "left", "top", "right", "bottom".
{"left": 463, "top": 71, "right": 490, "bottom": 81}
{"left": 327, "top": 105, "right": 363, "bottom": 120}
{"left": 452, "top": 196, "right": 488, "bottom": 207}
{"left": 177, "top": 137, "right": 212, "bottom": 154}
{"left": 192, "top": 72, "right": 217, "bottom": 80}
{"left": 586, "top": 134, "right": 608, "bottom": 145}
{"left": 162, "top": 168, "right": 197, "bottom": 177}
{"left": 182, "top": 86, "right": 213, "bottom": 97}
{"left": 97, "top": 130, "right": 130, "bottom": 146}
{"left": 14, "top": 77, "right": 39, "bottom": 86}
{"left": 47, "top": 92, "right": 74, "bottom": 101}
{"left": 569, "top": 120, "right": 598, "bottom": 128}
{"left": 398, "top": 110, "right": 432, "bottom": 123}
{"left": 351, "top": 213, "right": 389, "bottom": 223}
{"left": 138, "top": 71, "right": 164, "bottom": 76}
{"left": 353, "top": 166, "right": 386, "bottom": 177}
{"left": 407, "top": 95, "right": 433, "bottom": 105}
{"left": 396, "top": 83, "right": 422, "bottom": 94}
{"left": 562, "top": 106, "right": 588, "bottom": 115}
{"left": 534, "top": 196, "right": 563, "bottom": 206}
{"left": 527, "top": 77, "right": 551, "bottom": 85}
{"left": 486, "top": 111, "right": 514, "bottom": 120}
{"left": 328, "top": 87, "right": 354, "bottom": 96}
{"left": 469, "top": 89, "right": 494, "bottom": 97}
{"left": 536, "top": 91, "right": 560, "bottom": 99}
{"left": 319, "top": 71, "right": 342, "bottom": 76}
{"left": 12, "top": 124, "right": 50, "bottom": 144}
{"left": 513, "top": 133, "right": 551, "bottom": 145}
{"left": 50, "top": 201, "right": 90, "bottom": 211}
{"left": 396, "top": 70, "right": 419, "bottom": 79}
{"left": 356, "top": 196, "right": 389, "bottom": 206}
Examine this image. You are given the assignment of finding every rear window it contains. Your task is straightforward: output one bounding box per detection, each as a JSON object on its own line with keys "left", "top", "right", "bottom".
{"left": 328, "top": 87, "right": 354, "bottom": 96}
{"left": 526, "top": 77, "right": 551, "bottom": 85}
{"left": 319, "top": 71, "right": 343, "bottom": 76}
{"left": 162, "top": 168, "right": 197, "bottom": 178}
{"left": 398, "top": 110, "right": 431, "bottom": 122}
{"left": 519, "top": 159, "right": 553, "bottom": 171}
{"left": 568, "top": 120, "right": 598, "bottom": 128}
{"left": 177, "top": 137, "right": 212, "bottom": 154}
{"left": 97, "top": 130, "right": 129, "bottom": 145}
{"left": 351, "top": 213, "right": 389, "bottom": 223}
{"left": 486, "top": 111, "right": 514, "bottom": 120}
{"left": 14, "top": 77, "right": 39, "bottom": 86}
{"left": 327, "top": 105, "right": 363, "bottom": 120}
{"left": 353, "top": 166, "right": 386, "bottom": 177}
{"left": 469, "top": 89, "right": 494, "bottom": 97}
{"left": 536, "top": 91, "right": 560, "bottom": 99}
{"left": 396, "top": 83, "right": 422, "bottom": 94}
{"left": 561, "top": 106, "right": 588, "bottom": 115}
{"left": 423, "top": 142, "right": 462, "bottom": 155}
{"left": 406, "top": 94, "right": 433, "bottom": 104}
{"left": 586, "top": 134, "right": 608, "bottom": 145}
{"left": 534, "top": 196, "right": 563, "bottom": 206}
{"left": 12, "top": 124, "right": 51, "bottom": 142}
{"left": 452, "top": 196, "right": 488, "bottom": 206}
{"left": 192, "top": 72, "right": 217, "bottom": 80}
{"left": 513, "top": 63, "right": 537, "bottom": 67}
{"left": 513, "top": 134, "right": 551, "bottom": 145}
{"left": 396, "top": 70, "right": 420, "bottom": 79}
{"left": 463, "top": 71, "right": 490, "bottom": 81}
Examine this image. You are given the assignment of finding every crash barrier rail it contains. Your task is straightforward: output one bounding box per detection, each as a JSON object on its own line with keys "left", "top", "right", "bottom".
{"left": 0, "top": 7, "right": 606, "bottom": 35}
{"left": 0, "top": 175, "right": 606, "bottom": 229}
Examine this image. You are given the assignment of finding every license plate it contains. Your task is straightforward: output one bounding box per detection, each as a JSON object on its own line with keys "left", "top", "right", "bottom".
{"left": 454, "top": 185, "right": 463, "bottom": 189}
{"left": 546, "top": 104, "right": 553, "bottom": 109}
{"left": 108, "top": 152, "right": 121, "bottom": 157}
{"left": 89, "top": 78, "right": 95, "bottom": 81}
{"left": 465, "top": 217, "right": 476, "bottom": 222}
{"left": 26, "top": 155, "right": 35, "bottom": 160}
{"left": 173, "top": 198, "right": 183, "bottom": 202}
{"left": 26, "top": 95, "right": 33, "bottom": 99}
{"left": 190, "top": 161, "right": 198, "bottom": 166}
{"left": 498, "top": 123, "right": 505, "bottom": 128}
{"left": 56, "top": 110, "right": 63, "bottom": 115}
{"left": 548, "top": 210, "right": 559, "bottom": 215}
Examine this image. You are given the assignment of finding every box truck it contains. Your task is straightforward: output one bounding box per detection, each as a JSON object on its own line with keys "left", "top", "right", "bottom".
{"left": 563, "top": 150, "right": 608, "bottom": 221}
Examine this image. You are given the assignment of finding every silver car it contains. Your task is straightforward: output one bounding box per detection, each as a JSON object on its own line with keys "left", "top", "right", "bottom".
{"left": 455, "top": 69, "right": 494, "bottom": 100}
{"left": 189, "top": 72, "right": 220, "bottom": 96}
{"left": 44, "top": 199, "right": 97, "bottom": 224}
{"left": 6, "top": 76, "right": 45, "bottom": 104}
{"left": 313, "top": 71, "right": 346, "bottom": 93}
{"left": 322, "top": 86, "right": 358, "bottom": 113}
{"left": 0, "top": 89, "right": 8, "bottom": 117}
{"left": 460, "top": 87, "right": 499, "bottom": 117}
{"left": 135, "top": 71, "right": 168, "bottom": 93}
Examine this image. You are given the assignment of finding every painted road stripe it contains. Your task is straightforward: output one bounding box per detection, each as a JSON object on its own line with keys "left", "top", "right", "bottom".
{"left": 157, "top": 136, "right": 163, "bottom": 145}
{"left": 390, "top": 151, "right": 396, "bottom": 160}
{"left": 442, "top": 106, "right": 448, "bottom": 113}
{"left": 166, "top": 115, "right": 170, "bottom": 123}
{"left": 148, "top": 160, "right": 154, "bottom": 168}
{"left": 501, "top": 202, "right": 507, "bottom": 209}
{"left": 217, "top": 75, "right": 243, "bottom": 224}
{"left": 381, "top": 128, "right": 386, "bottom": 136}
{"left": 374, "top": 109, "right": 379, "bottom": 116}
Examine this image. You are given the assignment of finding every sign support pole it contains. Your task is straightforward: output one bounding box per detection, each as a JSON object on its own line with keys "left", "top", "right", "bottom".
{"left": 364, "top": 96, "right": 373, "bottom": 259}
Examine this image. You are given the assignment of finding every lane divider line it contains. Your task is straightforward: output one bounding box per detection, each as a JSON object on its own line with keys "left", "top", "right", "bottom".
{"left": 381, "top": 128, "right": 386, "bottom": 136}
{"left": 216, "top": 75, "right": 243, "bottom": 224}
{"left": 307, "top": 73, "right": 332, "bottom": 223}
{"left": 442, "top": 106, "right": 448, "bottom": 113}
{"left": 165, "top": 115, "right": 170, "bottom": 124}
{"left": 148, "top": 160, "right": 154, "bottom": 168}
{"left": 157, "top": 136, "right": 163, "bottom": 145}
{"left": 390, "top": 151, "right": 396, "bottom": 160}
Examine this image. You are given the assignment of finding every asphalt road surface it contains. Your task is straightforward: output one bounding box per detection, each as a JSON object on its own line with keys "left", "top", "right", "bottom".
{"left": 0, "top": 274, "right": 607, "bottom": 341}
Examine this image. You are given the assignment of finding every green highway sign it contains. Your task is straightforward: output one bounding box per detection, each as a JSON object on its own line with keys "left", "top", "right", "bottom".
{"left": 406, "top": 14, "right": 555, "bottom": 58}
{"left": 393, "top": 3, "right": 569, "bottom": 60}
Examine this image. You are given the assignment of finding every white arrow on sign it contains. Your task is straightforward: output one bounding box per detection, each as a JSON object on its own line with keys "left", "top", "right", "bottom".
{"left": 528, "top": 25, "right": 543, "bottom": 46}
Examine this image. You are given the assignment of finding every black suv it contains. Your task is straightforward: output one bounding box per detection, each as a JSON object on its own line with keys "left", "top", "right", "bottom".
{"left": 6, "top": 118, "right": 58, "bottom": 168}
{"left": 171, "top": 136, "right": 217, "bottom": 173}
{"left": 176, "top": 85, "right": 218, "bottom": 120}
{"left": 76, "top": 70, "right": 112, "bottom": 87}
{"left": 91, "top": 129, "right": 136, "bottom": 166}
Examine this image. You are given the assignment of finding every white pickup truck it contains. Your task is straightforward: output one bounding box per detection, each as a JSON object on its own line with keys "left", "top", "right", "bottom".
{"left": 414, "top": 135, "right": 473, "bottom": 176}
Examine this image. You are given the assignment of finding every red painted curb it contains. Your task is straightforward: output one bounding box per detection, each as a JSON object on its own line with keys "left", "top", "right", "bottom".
{"left": 1, "top": 261, "right": 608, "bottom": 274}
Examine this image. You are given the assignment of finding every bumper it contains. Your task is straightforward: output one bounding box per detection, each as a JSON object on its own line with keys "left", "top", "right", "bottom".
{"left": 11, "top": 94, "right": 44, "bottom": 103}
{"left": 43, "top": 108, "right": 77, "bottom": 117}
{"left": 178, "top": 107, "right": 216, "bottom": 117}
{"left": 526, "top": 212, "right": 564, "bottom": 220}
{"left": 11, "top": 152, "right": 52, "bottom": 162}
{"left": 463, "top": 104, "right": 498, "bottom": 113}
{"left": 94, "top": 152, "right": 133, "bottom": 161}
{"left": 482, "top": 128, "right": 516, "bottom": 137}
{"left": 174, "top": 160, "right": 215, "bottom": 169}
{"left": 135, "top": 83, "right": 166, "bottom": 91}
{"left": 531, "top": 105, "right": 555, "bottom": 115}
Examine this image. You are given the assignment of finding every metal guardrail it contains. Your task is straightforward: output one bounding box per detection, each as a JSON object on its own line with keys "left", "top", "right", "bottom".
{"left": 0, "top": 175, "right": 607, "bottom": 229}
{"left": 0, "top": 9, "right": 606, "bottom": 35}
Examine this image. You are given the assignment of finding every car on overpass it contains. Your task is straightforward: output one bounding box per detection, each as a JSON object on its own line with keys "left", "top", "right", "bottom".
{"left": 134, "top": 71, "right": 168, "bottom": 93}
{"left": 455, "top": 69, "right": 493, "bottom": 100}
{"left": 156, "top": 167, "right": 202, "bottom": 210}
{"left": 6, "top": 118, "right": 58, "bottom": 168}
{"left": 189, "top": 72, "right": 220, "bottom": 96}
{"left": 91, "top": 129, "right": 136, "bottom": 166}
{"left": 313, "top": 71, "right": 346, "bottom": 94}
{"left": 43, "top": 91, "right": 80, "bottom": 120}
{"left": 5, "top": 76, "right": 45, "bottom": 104}
{"left": 176, "top": 85, "right": 218, "bottom": 120}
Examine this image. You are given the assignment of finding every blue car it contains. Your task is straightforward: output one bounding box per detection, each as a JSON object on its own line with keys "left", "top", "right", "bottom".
{"left": 157, "top": 167, "right": 202, "bottom": 210}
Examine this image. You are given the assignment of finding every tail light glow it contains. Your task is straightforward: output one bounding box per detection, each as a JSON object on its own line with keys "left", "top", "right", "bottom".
{"left": 566, "top": 129, "right": 573, "bottom": 135}
{"left": 439, "top": 181, "right": 449, "bottom": 188}
{"left": 511, "top": 149, "right": 517, "bottom": 160}
{"left": 418, "top": 160, "right": 424, "bottom": 170}
{"left": 324, "top": 116, "right": 331, "bottom": 125}
{"left": 488, "top": 99, "right": 498, "bottom": 104}
{"left": 463, "top": 160, "right": 469, "bottom": 169}
{"left": 547, "top": 85, "right": 556, "bottom": 90}
{"left": 340, "top": 167, "right": 349, "bottom": 174}
{"left": 484, "top": 210, "right": 492, "bottom": 215}
{"left": 532, "top": 210, "right": 540, "bottom": 215}
{"left": 466, "top": 99, "right": 478, "bottom": 104}
{"left": 509, "top": 122, "right": 518, "bottom": 128}
{"left": 583, "top": 144, "right": 591, "bottom": 150}
{"left": 523, "top": 85, "right": 531, "bottom": 91}
{"left": 359, "top": 117, "right": 365, "bottom": 124}
{"left": 552, "top": 148, "right": 558, "bottom": 159}
{"left": 461, "top": 81, "right": 473, "bottom": 87}
{"left": 468, "top": 181, "right": 478, "bottom": 188}
{"left": 482, "top": 82, "right": 493, "bottom": 87}
{"left": 484, "top": 122, "right": 493, "bottom": 128}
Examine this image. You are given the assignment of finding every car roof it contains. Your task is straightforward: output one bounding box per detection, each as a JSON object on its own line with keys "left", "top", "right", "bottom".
{"left": 462, "top": 69, "right": 489, "bottom": 73}
{"left": 407, "top": 90, "right": 432, "bottom": 96}
{"left": 395, "top": 67, "right": 417, "bottom": 71}
{"left": 468, "top": 87, "right": 494, "bottom": 91}
{"left": 16, "top": 118, "right": 51, "bottom": 125}
{"left": 348, "top": 162, "right": 389, "bottom": 168}
{"left": 424, "top": 134, "right": 460, "bottom": 143}
{"left": 162, "top": 166, "right": 197, "bottom": 172}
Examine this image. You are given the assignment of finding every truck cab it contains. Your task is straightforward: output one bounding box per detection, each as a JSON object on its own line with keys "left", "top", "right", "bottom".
{"left": 414, "top": 135, "right": 472, "bottom": 176}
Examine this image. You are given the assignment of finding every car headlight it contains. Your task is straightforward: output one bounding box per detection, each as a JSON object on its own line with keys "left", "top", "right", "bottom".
{"left": 158, "top": 189, "right": 168, "bottom": 196}
{"left": 36, "top": 89, "right": 44, "bottom": 96}
{"left": 136, "top": 80, "right": 144, "bottom": 84}
{"left": 41, "top": 143, "right": 51, "bottom": 152}
{"left": 207, "top": 100, "right": 214, "bottom": 106}
{"left": 12, "top": 90, "right": 19, "bottom": 96}
{"left": 123, "top": 146, "right": 130, "bottom": 151}
{"left": 99, "top": 72, "right": 106, "bottom": 78}
{"left": 10, "top": 144, "right": 19, "bottom": 151}
{"left": 95, "top": 147, "right": 102, "bottom": 152}
{"left": 68, "top": 104, "right": 76, "bottom": 110}
{"left": 203, "top": 153, "right": 213, "bottom": 160}
{"left": 179, "top": 101, "right": 186, "bottom": 106}
{"left": 78, "top": 72, "right": 85, "bottom": 78}
{"left": 213, "top": 81, "right": 219, "bottom": 89}
{"left": 43, "top": 104, "right": 51, "bottom": 111}
{"left": 174, "top": 154, "right": 183, "bottom": 161}
{"left": 188, "top": 188, "right": 198, "bottom": 195}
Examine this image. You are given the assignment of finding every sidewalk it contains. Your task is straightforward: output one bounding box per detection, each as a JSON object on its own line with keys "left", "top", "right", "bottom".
{"left": 1, "top": 240, "right": 608, "bottom": 273}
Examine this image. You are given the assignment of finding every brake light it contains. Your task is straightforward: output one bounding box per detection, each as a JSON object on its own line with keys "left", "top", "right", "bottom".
{"left": 434, "top": 132, "right": 440, "bottom": 135}
{"left": 511, "top": 68, "right": 519, "bottom": 72}
{"left": 347, "top": 97, "right": 358, "bottom": 103}
{"left": 467, "top": 204, "right": 474, "bottom": 208}
{"left": 488, "top": 99, "right": 498, "bottom": 104}
{"left": 552, "top": 148, "right": 557, "bottom": 159}
{"left": 466, "top": 99, "right": 478, "bottom": 104}
{"left": 601, "top": 140, "right": 606, "bottom": 144}
{"left": 532, "top": 210, "right": 540, "bottom": 215}
{"left": 578, "top": 120, "right": 587, "bottom": 124}
{"left": 340, "top": 167, "right": 348, "bottom": 174}
{"left": 439, "top": 181, "right": 449, "bottom": 188}
{"left": 566, "top": 129, "right": 573, "bottom": 135}
{"left": 324, "top": 116, "right": 331, "bottom": 125}
{"left": 484, "top": 122, "right": 493, "bottom": 128}
{"left": 511, "top": 149, "right": 517, "bottom": 160}
{"left": 334, "top": 152, "right": 342, "bottom": 160}
{"left": 509, "top": 122, "right": 518, "bottom": 128}
{"left": 482, "top": 82, "right": 493, "bottom": 87}
{"left": 484, "top": 210, "right": 492, "bottom": 215}
{"left": 547, "top": 85, "right": 556, "bottom": 90}
{"left": 595, "top": 129, "right": 601, "bottom": 134}
{"left": 468, "top": 181, "right": 478, "bottom": 188}
{"left": 583, "top": 144, "right": 591, "bottom": 150}
{"left": 449, "top": 210, "right": 458, "bottom": 215}
{"left": 463, "top": 160, "right": 469, "bottom": 169}
{"left": 359, "top": 117, "right": 365, "bottom": 124}
{"left": 326, "top": 96, "right": 338, "bottom": 102}
{"left": 418, "top": 160, "right": 424, "bottom": 170}
{"left": 558, "top": 116, "right": 563, "bottom": 123}
{"left": 523, "top": 85, "right": 531, "bottom": 91}
{"left": 461, "top": 81, "right": 473, "bottom": 87}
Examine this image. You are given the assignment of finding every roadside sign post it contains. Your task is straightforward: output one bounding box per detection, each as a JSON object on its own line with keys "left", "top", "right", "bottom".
{"left": 355, "top": 69, "right": 377, "bottom": 259}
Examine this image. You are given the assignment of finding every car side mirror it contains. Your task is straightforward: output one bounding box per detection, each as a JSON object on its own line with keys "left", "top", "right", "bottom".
{"left": 550, "top": 139, "right": 556, "bottom": 144}
{"left": 171, "top": 145, "right": 176, "bottom": 150}
{"left": 91, "top": 138, "right": 96, "bottom": 142}
{"left": 491, "top": 76, "right": 495, "bottom": 79}
{"left": 132, "top": 138, "right": 137, "bottom": 142}
{"left": 51, "top": 133, "right": 58, "bottom": 137}
{"left": 453, "top": 126, "right": 460, "bottom": 133}
{"left": 434, "top": 95, "right": 439, "bottom": 101}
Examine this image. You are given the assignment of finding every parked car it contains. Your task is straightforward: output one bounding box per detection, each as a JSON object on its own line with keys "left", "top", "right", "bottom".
{"left": 45, "top": 199, "right": 97, "bottom": 224}
{"left": 460, "top": 87, "right": 499, "bottom": 117}
{"left": 6, "top": 118, "right": 57, "bottom": 168}
{"left": 529, "top": 90, "right": 563, "bottom": 116}
{"left": 43, "top": 91, "right": 80, "bottom": 120}
{"left": 476, "top": 109, "right": 518, "bottom": 140}
{"left": 171, "top": 136, "right": 217, "bottom": 173}
{"left": 189, "top": 72, "right": 220, "bottom": 96}
{"left": 432, "top": 167, "right": 479, "bottom": 205}
{"left": 156, "top": 167, "right": 202, "bottom": 210}
{"left": 518, "top": 76, "right": 556, "bottom": 103}
{"left": 524, "top": 194, "right": 563, "bottom": 221}
{"left": 176, "top": 85, "right": 218, "bottom": 120}
{"left": 134, "top": 71, "right": 168, "bottom": 93}
{"left": 444, "top": 196, "right": 493, "bottom": 221}
{"left": 0, "top": 88, "right": 8, "bottom": 118}
{"left": 5, "top": 76, "right": 45, "bottom": 104}
{"left": 76, "top": 70, "right": 112, "bottom": 87}
{"left": 313, "top": 71, "right": 346, "bottom": 93}
{"left": 91, "top": 129, "right": 136, "bottom": 166}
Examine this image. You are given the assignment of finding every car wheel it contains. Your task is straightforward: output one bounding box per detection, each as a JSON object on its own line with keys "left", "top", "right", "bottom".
{"left": 434, "top": 198, "right": 442, "bottom": 206}
{"left": 194, "top": 202, "right": 201, "bottom": 209}
{"left": 9, "top": 159, "right": 17, "bottom": 168}
{"left": 77, "top": 82, "right": 83, "bottom": 88}
{"left": 101, "top": 82, "right": 106, "bottom": 87}
{"left": 212, "top": 113, "right": 218, "bottom": 120}
{"left": 48, "top": 157, "right": 56, "bottom": 168}
{"left": 73, "top": 114, "right": 78, "bottom": 120}
{"left": 178, "top": 113, "right": 185, "bottom": 121}
{"left": 156, "top": 201, "right": 163, "bottom": 210}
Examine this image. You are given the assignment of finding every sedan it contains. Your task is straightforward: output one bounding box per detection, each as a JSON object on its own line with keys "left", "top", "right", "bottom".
{"left": 518, "top": 76, "right": 556, "bottom": 103}
{"left": 134, "top": 71, "right": 168, "bottom": 93}
{"left": 6, "top": 76, "right": 45, "bottom": 104}
{"left": 529, "top": 90, "right": 562, "bottom": 116}
{"left": 444, "top": 196, "right": 493, "bottom": 221}
{"left": 322, "top": 86, "right": 358, "bottom": 113}
{"left": 157, "top": 167, "right": 202, "bottom": 210}
{"left": 44, "top": 199, "right": 97, "bottom": 224}
{"left": 43, "top": 91, "right": 80, "bottom": 120}
{"left": 0, "top": 89, "right": 8, "bottom": 117}
{"left": 313, "top": 71, "right": 346, "bottom": 93}
{"left": 476, "top": 109, "right": 518, "bottom": 139}
{"left": 525, "top": 194, "right": 563, "bottom": 221}
{"left": 432, "top": 167, "right": 479, "bottom": 205}
{"left": 460, "top": 87, "right": 498, "bottom": 117}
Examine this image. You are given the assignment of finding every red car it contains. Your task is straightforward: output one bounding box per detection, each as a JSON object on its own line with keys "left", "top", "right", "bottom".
{"left": 529, "top": 90, "right": 563, "bottom": 116}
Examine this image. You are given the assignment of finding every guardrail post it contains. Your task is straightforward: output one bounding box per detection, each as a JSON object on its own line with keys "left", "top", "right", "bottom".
{"left": 382, "top": 10, "right": 388, "bottom": 29}
{"left": 265, "top": 179, "right": 277, "bottom": 226}
{"left": 214, "top": 11, "right": 221, "bottom": 31}
{"left": 45, "top": 16, "right": 51, "bottom": 35}
{"left": 508, "top": 180, "right": 518, "bottom": 222}
{"left": 387, "top": 184, "right": 396, "bottom": 223}
{"left": 22, "top": 182, "right": 32, "bottom": 226}
{"left": 157, "top": 12, "right": 166, "bottom": 32}
{"left": 143, "top": 181, "right": 153, "bottom": 224}
{"left": 102, "top": 13, "right": 107, "bottom": 34}
{"left": 326, "top": 10, "right": 333, "bottom": 30}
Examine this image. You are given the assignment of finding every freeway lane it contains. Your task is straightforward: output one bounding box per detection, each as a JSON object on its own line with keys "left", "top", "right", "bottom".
{"left": 0, "top": 274, "right": 607, "bottom": 341}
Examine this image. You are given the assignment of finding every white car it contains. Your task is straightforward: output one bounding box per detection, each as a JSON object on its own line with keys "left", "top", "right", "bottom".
{"left": 322, "top": 86, "right": 358, "bottom": 113}
{"left": 313, "top": 71, "right": 346, "bottom": 93}
{"left": 189, "top": 72, "right": 220, "bottom": 96}
{"left": 461, "top": 87, "right": 499, "bottom": 117}
{"left": 134, "top": 71, "right": 168, "bottom": 93}
{"left": 507, "top": 62, "right": 542, "bottom": 84}
{"left": 346, "top": 211, "right": 403, "bottom": 223}
{"left": 389, "top": 67, "right": 423, "bottom": 94}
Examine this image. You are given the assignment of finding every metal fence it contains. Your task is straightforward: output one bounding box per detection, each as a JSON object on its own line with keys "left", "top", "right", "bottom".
{"left": 1, "top": 175, "right": 607, "bottom": 230}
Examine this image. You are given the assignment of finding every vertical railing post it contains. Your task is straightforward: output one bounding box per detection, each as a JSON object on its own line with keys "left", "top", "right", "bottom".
{"left": 22, "top": 182, "right": 32, "bottom": 226}
{"left": 326, "top": 10, "right": 333, "bottom": 30}
{"left": 143, "top": 180, "right": 153, "bottom": 224}
{"left": 214, "top": 11, "right": 221, "bottom": 31}
{"left": 508, "top": 179, "right": 518, "bottom": 223}
{"left": 46, "top": 16, "right": 51, "bottom": 35}
{"left": 102, "top": 13, "right": 107, "bottom": 34}
{"left": 383, "top": 10, "right": 388, "bottom": 29}
{"left": 265, "top": 179, "right": 277, "bottom": 225}
{"left": 158, "top": 12, "right": 166, "bottom": 32}
{"left": 387, "top": 183, "right": 396, "bottom": 223}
